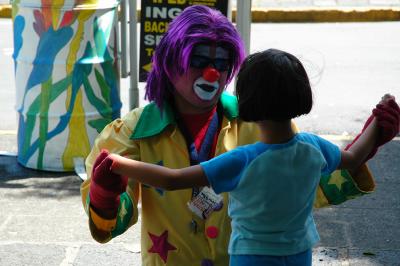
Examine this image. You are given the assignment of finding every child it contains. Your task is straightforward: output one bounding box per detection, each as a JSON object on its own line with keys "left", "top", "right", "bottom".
{"left": 106, "top": 49, "right": 399, "bottom": 266}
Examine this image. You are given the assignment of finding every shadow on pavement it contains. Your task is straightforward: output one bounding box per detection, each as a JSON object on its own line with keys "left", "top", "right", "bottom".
{"left": 0, "top": 155, "right": 81, "bottom": 198}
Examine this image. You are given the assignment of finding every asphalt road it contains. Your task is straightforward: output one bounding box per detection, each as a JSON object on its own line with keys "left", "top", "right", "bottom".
{"left": 0, "top": 19, "right": 400, "bottom": 265}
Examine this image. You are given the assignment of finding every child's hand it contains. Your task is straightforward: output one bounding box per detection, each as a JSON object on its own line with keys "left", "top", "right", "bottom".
{"left": 89, "top": 149, "right": 128, "bottom": 213}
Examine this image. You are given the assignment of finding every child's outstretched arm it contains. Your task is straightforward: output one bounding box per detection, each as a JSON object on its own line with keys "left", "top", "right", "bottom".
{"left": 109, "top": 154, "right": 210, "bottom": 190}
{"left": 339, "top": 94, "right": 399, "bottom": 170}
{"left": 339, "top": 118, "right": 379, "bottom": 170}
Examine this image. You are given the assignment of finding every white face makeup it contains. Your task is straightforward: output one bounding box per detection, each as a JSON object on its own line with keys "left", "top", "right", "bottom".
{"left": 193, "top": 78, "right": 220, "bottom": 100}
{"left": 172, "top": 44, "right": 231, "bottom": 113}
{"left": 191, "top": 45, "right": 230, "bottom": 100}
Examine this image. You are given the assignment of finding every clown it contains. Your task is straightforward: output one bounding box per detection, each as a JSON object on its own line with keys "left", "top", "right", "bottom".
{"left": 81, "top": 5, "right": 399, "bottom": 266}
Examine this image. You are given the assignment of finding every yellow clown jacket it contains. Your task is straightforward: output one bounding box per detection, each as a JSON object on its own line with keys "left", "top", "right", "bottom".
{"left": 81, "top": 92, "right": 376, "bottom": 266}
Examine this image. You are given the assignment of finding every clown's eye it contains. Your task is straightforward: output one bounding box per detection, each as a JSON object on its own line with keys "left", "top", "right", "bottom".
{"left": 190, "top": 55, "right": 210, "bottom": 69}
{"left": 213, "top": 59, "right": 230, "bottom": 72}
{"left": 190, "top": 55, "right": 230, "bottom": 72}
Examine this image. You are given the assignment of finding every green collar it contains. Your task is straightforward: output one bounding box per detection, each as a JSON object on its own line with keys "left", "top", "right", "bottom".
{"left": 131, "top": 92, "right": 238, "bottom": 139}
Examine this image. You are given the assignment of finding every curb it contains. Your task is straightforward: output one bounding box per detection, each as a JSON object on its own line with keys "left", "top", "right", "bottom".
{"left": 1, "top": 4, "right": 399, "bottom": 22}
{"left": 0, "top": 4, "right": 11, "bottom": 18}
{"left": 247, "top": 7, "right": 400, "bottom": 22}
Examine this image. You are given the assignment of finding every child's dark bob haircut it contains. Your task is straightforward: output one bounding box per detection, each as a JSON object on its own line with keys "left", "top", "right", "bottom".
{"left": 236, "top": 49, "right": 313, "bottom": 122}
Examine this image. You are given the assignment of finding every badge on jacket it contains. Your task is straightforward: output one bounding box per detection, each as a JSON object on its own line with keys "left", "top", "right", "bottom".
{"left": 187, "top": 187, "right": 223, "bottom": 219}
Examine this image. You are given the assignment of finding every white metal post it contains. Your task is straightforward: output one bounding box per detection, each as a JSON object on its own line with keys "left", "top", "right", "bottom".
{"left": 129, "top": 0, "right": 139, "bottom": 109}
{"left": 236, "top": 0, "right": 252, "bottom": 55}
{"left": 120, "top": 0, "right": 129, "bottom": 78}
{"left": 227, "top": 0, "right": 233, "bottom": 21}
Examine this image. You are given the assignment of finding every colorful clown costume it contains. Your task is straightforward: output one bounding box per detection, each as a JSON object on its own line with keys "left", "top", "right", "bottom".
{"left": 81, "top": 92, "right": 375, "bottom": 266}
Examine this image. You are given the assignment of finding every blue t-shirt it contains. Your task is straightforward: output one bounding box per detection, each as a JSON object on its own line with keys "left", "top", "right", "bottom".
{"left": 200, "top": 133, "right": 341, "bottom": 256}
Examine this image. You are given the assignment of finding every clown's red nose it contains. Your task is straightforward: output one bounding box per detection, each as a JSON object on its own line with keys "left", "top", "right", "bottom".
{"left": 203, "top": 67, "right": 220, "bottom": 83}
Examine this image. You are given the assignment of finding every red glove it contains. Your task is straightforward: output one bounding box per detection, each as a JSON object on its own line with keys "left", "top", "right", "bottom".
{"left": 89, "top": 149, "right": 128, "bottom": 213}
{"left": 346, "top": 97, "right": 400, "bottom": 162}
{"left": 373, "top": 98, "right": 400, "bottom": 145}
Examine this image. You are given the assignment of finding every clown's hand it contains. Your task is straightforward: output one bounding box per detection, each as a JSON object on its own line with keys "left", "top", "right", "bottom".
{"left": 373, "top": 94, "right": 400, "bottom": 146}
{"left": 346, "top": 94, "right": 400, "bottom": 163}
{"left": 89, "top": 149, "right": 128, "bottom": 216}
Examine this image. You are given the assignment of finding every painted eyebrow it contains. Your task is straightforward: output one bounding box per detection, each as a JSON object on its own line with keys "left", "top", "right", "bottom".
{"left": 192, "top": 46, "right": 210, "bottom": 55}
{"left": 191, "top": 54, "right": 229, "bottom": 60}
{"left": 192, "top": 45, "right": 230, "bottom": 57}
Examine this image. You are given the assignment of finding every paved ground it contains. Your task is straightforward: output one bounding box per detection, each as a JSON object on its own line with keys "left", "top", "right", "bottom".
{"left": 0, "top": 2, "right": 399, "bottom": 265}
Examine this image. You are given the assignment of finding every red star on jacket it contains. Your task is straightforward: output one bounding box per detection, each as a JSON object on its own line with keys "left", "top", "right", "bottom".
{"left": 148, "top": 230, "right": 177, "bottom": 263}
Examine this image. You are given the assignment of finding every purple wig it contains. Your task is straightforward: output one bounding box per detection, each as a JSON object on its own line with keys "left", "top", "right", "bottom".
{"left": 145, "top": 5, "right": 245, "bottom": 109}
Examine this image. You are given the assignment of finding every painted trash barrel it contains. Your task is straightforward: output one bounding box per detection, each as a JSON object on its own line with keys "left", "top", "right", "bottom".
{"left": 12, "top": 0, "right": 121, "bottom": 171}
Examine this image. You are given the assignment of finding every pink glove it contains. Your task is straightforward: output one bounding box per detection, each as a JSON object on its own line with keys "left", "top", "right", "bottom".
{"left": 89, "top": 149, "right": 128, "bottom": 213}
{"left": 346, "top": 97, "right": 400, "bottom": 162}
